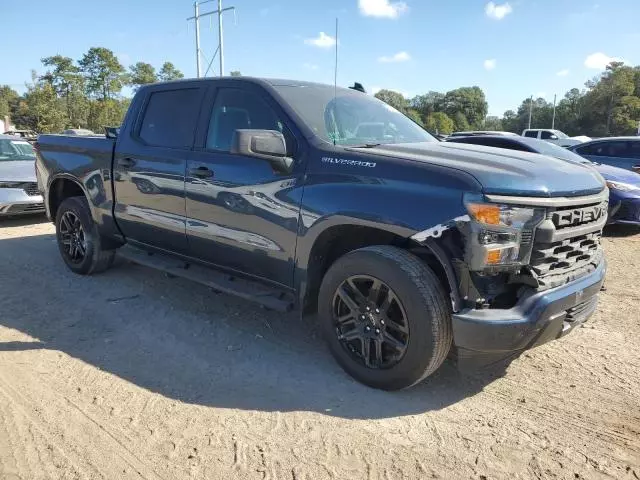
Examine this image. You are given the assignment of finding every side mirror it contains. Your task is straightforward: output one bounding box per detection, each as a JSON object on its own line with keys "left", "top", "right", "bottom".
{"left": 105, "top": 126, "right": 119, "bottom": 139}
{"left": 231, "top": 129, "right": 293, "bottom": 173}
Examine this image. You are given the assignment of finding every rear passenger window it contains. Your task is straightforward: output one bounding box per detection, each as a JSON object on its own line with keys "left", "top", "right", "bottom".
{"left": 629, "top": 141, "right": 640, "bottom": 159}
{"left": 540, "top": 131, "right": 554, "bottom": 139}
{"left": 139, "top": 89, "right": 200, "bottom": 148}
{"left": 524, "top": 131, "right": 538, "bottom": 138}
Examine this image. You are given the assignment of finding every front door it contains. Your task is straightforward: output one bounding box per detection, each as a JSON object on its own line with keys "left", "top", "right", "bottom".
{"left": 185, "top": 86, "right": 305, "bottom": 287}
{"left": 576, "top": 140, "right": 640, "bottom": 172}
{"left": 114, "top": 84, "right": 206, "bottom": 253}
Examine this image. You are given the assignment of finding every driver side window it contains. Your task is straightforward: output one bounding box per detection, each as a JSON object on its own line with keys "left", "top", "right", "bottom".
{"left": 206, "top": 88, "right": 289, "bottom": 152}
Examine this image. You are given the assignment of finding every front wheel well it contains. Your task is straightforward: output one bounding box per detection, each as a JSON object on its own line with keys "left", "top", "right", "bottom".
{"left": 302, "top": 225, "right": 453, "bottom": 313}
{"left": 48, "top": 178, "right": 86, "bottom": 220}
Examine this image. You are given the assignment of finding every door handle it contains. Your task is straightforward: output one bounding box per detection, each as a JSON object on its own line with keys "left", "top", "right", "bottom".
{"left": 189, "top": 166, "right": 214, "bottom": 178}
{"left": 118, "top": 157, "right": 136, "bottom": 168}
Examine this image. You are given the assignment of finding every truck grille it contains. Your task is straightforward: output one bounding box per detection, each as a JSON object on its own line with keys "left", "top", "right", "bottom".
{"left": 530, "top": 197, "right": 607, "bottom": 290}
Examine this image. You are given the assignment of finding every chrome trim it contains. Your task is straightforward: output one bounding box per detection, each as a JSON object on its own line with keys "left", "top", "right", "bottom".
{"left": 484, "top": 189, "right": 608, "bottom": 207}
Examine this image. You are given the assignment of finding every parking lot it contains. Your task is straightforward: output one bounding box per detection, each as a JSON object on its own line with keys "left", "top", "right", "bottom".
{"left": 0, "top": 217, "right": 638, "bottom": 480}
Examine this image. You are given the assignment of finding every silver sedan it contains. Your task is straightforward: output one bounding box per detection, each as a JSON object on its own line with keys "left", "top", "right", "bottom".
{"left": 0, "top": 134, "right": 45, "bottom": 216}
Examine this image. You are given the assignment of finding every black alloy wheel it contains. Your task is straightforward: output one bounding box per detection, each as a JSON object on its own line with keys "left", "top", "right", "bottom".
{"left": 333, "top": 275, "right": 409, "bottom": 369}
{"left": 59, "top": 211, "right": 87, "bottom": 264}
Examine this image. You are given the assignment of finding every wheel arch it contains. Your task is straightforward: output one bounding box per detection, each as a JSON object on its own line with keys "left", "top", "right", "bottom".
{"left": 47, "top": 175, "right": 95, "bottom": 222}
{"left": 296, "top": 218, "right": 461, "bottom": 314}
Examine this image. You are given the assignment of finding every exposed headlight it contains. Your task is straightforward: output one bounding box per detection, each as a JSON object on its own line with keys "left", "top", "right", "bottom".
{"left": 606, "top": 180, "right": 640, "bottom": 192}
{"left": 465, "top": 201, "right": 544, "bottom": 269}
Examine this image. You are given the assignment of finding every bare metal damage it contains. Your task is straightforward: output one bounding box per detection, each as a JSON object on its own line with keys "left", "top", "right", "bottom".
{"left": 410, "top": 215, "right": 470, "bottom": 242}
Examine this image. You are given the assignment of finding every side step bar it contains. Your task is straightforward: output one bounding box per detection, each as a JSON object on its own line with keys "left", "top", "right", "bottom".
{"left": 117, "top": 246, "right": 294, "bottom": 313}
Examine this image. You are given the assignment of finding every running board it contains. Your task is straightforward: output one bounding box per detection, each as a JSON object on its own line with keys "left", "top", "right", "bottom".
{"left": 117, "top": 246, "right": 294, "bottom": 313}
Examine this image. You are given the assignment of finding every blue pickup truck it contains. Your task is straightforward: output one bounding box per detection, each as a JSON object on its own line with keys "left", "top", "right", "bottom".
{"left": 35, "top": 77, "right": 607, "bottom": 390}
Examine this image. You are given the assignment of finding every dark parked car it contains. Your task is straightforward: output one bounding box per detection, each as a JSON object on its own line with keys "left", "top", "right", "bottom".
{"left": 36, "top": 77, "right": 607, "bottom": 390}
{"left": 0, "top": 134, "right": 45, "bottom": 216}
{"left": 568, "top": 137, "right": 640, "bottom": 173}
{"left": 446, "top": 134, "right": 640, "bottom": 226}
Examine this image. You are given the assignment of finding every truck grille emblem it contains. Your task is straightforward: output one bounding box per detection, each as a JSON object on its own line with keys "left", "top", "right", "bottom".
{"left": 552, "top": 202, "right": 607, "bottom": 228}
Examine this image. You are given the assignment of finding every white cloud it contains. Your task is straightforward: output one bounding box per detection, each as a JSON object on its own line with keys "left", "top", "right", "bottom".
{"left": 370, "top": 86, "right": 382, "bottom": 95}
{"left": 378, "top": 51, "right": 411, "bottom": 63}
{"left": 304, "top": 32, "right": 337, "bottom": 48}
{"left": 535, "top": 92, "right": 547, "bottom": 99}
{"left": 485, "top": 2, "right": 513, "bottom": 20}
{"left": 483, "top": 58, "right": 497, "bottom": 70}
{"left": 358, "top": 0, "right": 408, "bottom": 19}
{"left": 584, "top": 52, "right": 624, "bottom": 69}
{"left": 556, "top": 69, "right": 570, "bottom": 77}
{"left": 303, "top": 63, "right": 319, "bottom": 70}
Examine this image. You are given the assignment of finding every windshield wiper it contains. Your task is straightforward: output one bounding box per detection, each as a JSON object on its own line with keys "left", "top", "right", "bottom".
{"left": 350, "top": 143, "right": 383, "bottom": 148}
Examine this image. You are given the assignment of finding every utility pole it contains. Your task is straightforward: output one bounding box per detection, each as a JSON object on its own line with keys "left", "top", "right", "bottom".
{"left": 551, "top": 93, "right": 557, "bottom": 129}
{"left": 527, "top": 95, "right": 533, "bottom": 129}
{"left": 194, "top": 2, "right": 201, "bottom": 78}
{"left": 187, "top": 0, "right": 235, "bottom": 77}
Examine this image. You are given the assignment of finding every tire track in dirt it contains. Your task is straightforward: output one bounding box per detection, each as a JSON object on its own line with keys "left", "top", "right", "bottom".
{"left": 0, "top": 368, "right": 166, "bottom": 480}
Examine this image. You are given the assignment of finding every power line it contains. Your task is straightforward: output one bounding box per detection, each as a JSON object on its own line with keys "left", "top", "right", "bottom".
{"left": 187, "top": 0, "right": 236, "bottom": 77}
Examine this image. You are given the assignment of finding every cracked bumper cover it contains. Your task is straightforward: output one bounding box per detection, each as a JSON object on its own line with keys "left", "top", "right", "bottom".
{"left": 451, "top": 257, "right": 607, "bottom": 369}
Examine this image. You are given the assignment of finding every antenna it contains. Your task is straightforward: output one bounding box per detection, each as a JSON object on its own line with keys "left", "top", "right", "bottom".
{"left": 333, "top": 17, "right": 339, "bottom": 146}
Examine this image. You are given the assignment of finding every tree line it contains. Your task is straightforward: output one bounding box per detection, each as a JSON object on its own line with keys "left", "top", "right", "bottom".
{"left": 2, "top": 47, "right": 638, "bottom": 137}
{"left": 0, "top": 47, "right": 184, "bottom": 134}
{"left": 374, "top": 61, "right": 640, "bottom": 137}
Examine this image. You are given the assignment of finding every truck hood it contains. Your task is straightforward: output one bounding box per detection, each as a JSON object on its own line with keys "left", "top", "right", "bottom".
{"left": 359, "top": 142, "right": 605, "bottom": 197}
{"left": 593, "top": 162, "right": 640, "bottom": 185}
{"left": 0, "top": 161, "right": 36, "bottom": 182}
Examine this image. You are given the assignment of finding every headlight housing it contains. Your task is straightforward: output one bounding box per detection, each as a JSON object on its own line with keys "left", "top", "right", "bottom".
{"left": 606, "top": 180, "right": 640, "bottom": 192}
{"left": 465, "top": 200, "right": 545, "bottom": 270}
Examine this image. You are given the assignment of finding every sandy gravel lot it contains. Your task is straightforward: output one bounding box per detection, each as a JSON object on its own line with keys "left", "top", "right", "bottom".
{"left": 0, "top": 216, "right": 639, "bottom": 480}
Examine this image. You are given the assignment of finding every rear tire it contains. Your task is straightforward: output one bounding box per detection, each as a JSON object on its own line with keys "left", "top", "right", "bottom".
{"left": 318, "top": 245, "right": 452, "bottom": 390}
{"left": 55, "top": 196, "right": 115, "bottom": 275}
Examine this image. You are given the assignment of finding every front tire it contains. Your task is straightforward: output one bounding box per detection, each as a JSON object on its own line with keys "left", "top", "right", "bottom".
{"left": 55, "top": 196, "right": 115, "bottom": 275}
{"left": 318, "top": 246, "right": 452, "bottom": 390}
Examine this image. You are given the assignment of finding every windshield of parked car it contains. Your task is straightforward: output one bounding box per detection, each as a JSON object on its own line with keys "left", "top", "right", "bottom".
{"left": 274, "top": 84, "right": 436, "bottom": 146}
{"left": 527, "top": 138, "right": 592, "bottom": 164}
{"left": 0, "top": 139, "right": 36, "bottom": 161}
{"left": 552, "top": 130, "right": 569, "bottom": 139}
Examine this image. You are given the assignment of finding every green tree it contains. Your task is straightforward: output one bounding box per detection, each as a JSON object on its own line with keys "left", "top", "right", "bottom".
{"left": 0, "top": 85, "right": 19, "bottom": 122}
{"left": 443, "top": 87, "right": 488, "bottom": 128}
{"left": 424, "top": 111, "right": 454, "bottom": 134}
{"left": 158, "top": 62, "right": 184, "bottom": 82}
{"left": 79, "top": 47, "right": 126, "bottom": 100}
{"left": 404, "top": 108, "right": 424, "bottom": 126}
{"left": 229, "top": 70, "right": 242, "bottom": 77}
{"left": 374, "top": 89, "right": 408, "bottom": 112}
{"left": 452, "top": 111, "right": 470, "bottom": 132}
{"left": 410, "top": 91, "right": 445, "bottom": 119}
{"left": 129, "top": 62, "right": 157, "bottom": 90}
{"left": 501, "top": 110, "right": 518, "bottom": 133}
{"left": 21, "top": 72, "right": 66, "bottom": 132}
{"left": 40, "top": 55, "right": 87, "bottom": 128}
{"left": 484, "top": 116, "right": 503, "bottom": 131}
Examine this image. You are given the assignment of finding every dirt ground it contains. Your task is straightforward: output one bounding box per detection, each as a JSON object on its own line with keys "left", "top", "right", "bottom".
{"left": 0, "top": 216, "right": 638, "bottom": 480}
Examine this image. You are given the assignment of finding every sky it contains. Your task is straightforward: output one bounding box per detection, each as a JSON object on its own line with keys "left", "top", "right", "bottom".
{"left": 1, "top": 0, "right": 638, "bottom": 116}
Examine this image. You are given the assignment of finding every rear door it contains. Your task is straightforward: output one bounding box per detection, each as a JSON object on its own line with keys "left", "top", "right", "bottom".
{"left": 113, "top": 83, "right": 206, "bottom": 253}
{"left": 185, "top": 83, "right": 306, "bottom": 287}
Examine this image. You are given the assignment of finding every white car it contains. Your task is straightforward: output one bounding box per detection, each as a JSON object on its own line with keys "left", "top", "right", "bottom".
{"left": 522, "top": 129, "right": 590, "bottom": 147}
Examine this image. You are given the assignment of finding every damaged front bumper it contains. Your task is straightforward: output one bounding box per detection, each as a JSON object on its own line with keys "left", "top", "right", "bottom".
{"left": 451, "top": 256, "right": 607, "bottom": 369}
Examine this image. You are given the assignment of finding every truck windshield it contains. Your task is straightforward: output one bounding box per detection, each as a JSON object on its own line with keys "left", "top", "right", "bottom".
{"left": 0, "top": 139, "right": 36, "bottom": 161}
{"left": 274, "top": 84, "right": 436, "bottom": 146}
{"left": 552, "top": 130, "right": 569, "bottom": 139}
